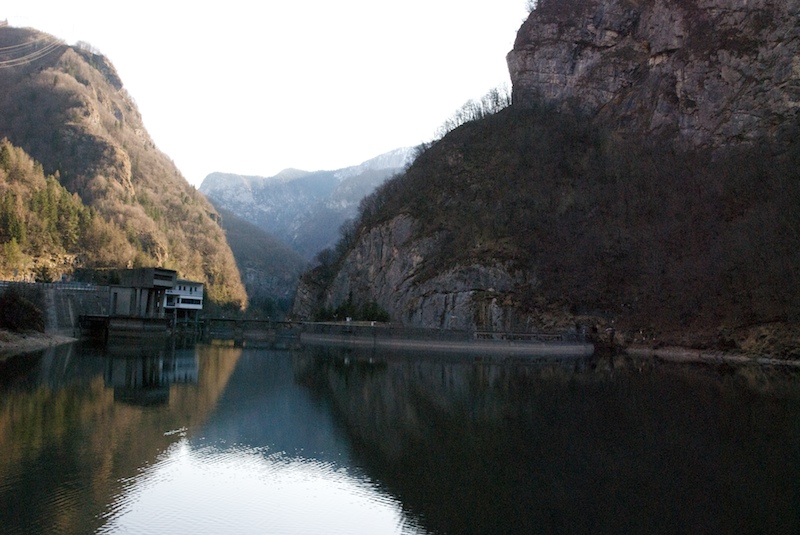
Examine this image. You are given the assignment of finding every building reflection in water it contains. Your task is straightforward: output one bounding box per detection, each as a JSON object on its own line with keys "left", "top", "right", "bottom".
{"left": 104, "top": 341, "right": 198, "bottom": 406}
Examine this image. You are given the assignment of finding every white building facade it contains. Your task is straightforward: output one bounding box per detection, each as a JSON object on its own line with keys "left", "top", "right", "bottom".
{"left": 164, "top": 279, "right": 204, "bottom": 320}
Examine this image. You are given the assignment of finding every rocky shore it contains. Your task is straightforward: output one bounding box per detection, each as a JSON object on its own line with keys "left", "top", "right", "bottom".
{"left": 0, "top": 330, "right": 76, "bottom": 360}
{"left": 625, "top": 345, "right": 800, "bottom": 369}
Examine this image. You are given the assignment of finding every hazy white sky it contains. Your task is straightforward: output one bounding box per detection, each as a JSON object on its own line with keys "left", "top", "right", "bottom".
{"left": 4, "top": 1, "right": 530, "bottom": 186}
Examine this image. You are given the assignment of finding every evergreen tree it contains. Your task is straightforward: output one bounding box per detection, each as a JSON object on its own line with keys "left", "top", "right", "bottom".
{"left": 0, "top": 143, "right": 10, "bottom": 172}
{"left": 2, "top": 238, "right": 23, "bottom": 271}
{"left": 0, "top": 192, "right": 26, "bottom": 245}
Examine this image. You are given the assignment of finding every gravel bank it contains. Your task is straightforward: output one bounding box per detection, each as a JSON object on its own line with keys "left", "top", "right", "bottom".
{"left": 0, "top": 330, "right": 77, "bottom": 360}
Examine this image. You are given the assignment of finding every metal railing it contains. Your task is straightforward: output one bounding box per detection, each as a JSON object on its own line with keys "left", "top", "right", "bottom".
{"left": 0, "top": 280, "right": 98, "bottom": 291}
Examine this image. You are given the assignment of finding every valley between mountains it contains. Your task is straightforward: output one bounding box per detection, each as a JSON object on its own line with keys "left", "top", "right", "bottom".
{"left": 1, "top": 0, "right": 799, "bottom": 357}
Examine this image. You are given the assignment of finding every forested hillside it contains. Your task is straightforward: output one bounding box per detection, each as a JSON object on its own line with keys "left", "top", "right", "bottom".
{"left": 0, "top": 139, "right": 128, "bottom": 279}
{"left": 212, "top": 204, "right": 307, "bottom": 318}
{"left": 295, "top": 0, "right": 800, "bottom": 356}
{"left": 0, "top": 26, "right": 246, "bottom": 308}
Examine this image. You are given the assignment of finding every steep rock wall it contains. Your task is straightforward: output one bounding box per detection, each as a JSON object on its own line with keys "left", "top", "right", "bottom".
{"left": 508, "top": 0, "right": 800, "bottom": 146}
{"left": 294, "top": 214, "right": 536, "bottom": 330}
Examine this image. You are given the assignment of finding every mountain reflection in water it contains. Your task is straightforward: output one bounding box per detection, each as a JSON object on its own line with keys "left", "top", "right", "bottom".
{"left": 294, "top": 347, "right": 800, "bottom": 535}
{"left": 0, "top": 342, "right": 799, "bottom": 534}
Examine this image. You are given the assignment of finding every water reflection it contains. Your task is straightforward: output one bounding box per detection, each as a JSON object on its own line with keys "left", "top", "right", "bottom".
{"left": 1, "top": 342, "right": 799, "bottom": 534}
{"left": 103, "top": 342, "right": 198, "bottom": 406}
{"left": 94, "top": 345, "right": 425, "bottom": 535}
{"left": 295, "top": 347, "right": 800, "bottom": 535}
{"left": 0, "top": 343, "right": 426, "bottom": 535}
{"left": 0, "top": 341, "right": 241, "bottom": 535}
{"left": 99, "top": 441, "right": 418, "bottom": 535}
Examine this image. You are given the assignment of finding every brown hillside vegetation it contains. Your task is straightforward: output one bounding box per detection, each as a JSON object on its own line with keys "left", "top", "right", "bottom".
{"left": 307, "top": 103, "right": 800, "bottom": 355}
{"left": 298, "top": 0, "right": 800, "bottom": 356}
{"left": 0, "top": 26, "right": 246, "bottom": 308}
{"left": 0, "top": 139, "right": 133, "bottom": 277}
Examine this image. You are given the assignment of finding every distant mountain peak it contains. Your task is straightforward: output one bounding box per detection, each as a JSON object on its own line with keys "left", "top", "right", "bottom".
{"left": 334, "top": 147, "right": 414, "bottom": 182}
{"left": 272, "top": 168, "right": 311, "bottom": 182}
{"left": 199, "top": 147, "right": 413, "bottom": 259}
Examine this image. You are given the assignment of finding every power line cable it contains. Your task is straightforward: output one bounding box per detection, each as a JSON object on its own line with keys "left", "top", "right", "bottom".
{"left": 0, "top": 34, "right": 54, "bottom": 52}
{"left": 0, "top": 37, "right": 65, "bottom": 68}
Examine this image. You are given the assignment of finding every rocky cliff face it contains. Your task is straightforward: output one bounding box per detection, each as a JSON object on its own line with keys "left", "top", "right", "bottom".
{"left": 294, "top": 214, "right": 542, "bottom": 331}
{"left": 507, "top": 0, "right": 800, "bottom": 146}
{"left": 293, "top": 0, "right": 800, "bottom": 352}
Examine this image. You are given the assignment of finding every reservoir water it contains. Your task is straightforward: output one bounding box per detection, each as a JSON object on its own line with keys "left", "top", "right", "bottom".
{"left": 1, "top": 340, "right": 799, "bottom": 534}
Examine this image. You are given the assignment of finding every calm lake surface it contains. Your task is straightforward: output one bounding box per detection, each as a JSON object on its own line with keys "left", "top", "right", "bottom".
{"left": 1, "top": 340, "right": 799, "bottom": 534}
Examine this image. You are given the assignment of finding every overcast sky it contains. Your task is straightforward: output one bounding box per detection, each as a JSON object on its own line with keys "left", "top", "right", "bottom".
{"left": 4, "top": 1, "right": 530, "bottom": 186}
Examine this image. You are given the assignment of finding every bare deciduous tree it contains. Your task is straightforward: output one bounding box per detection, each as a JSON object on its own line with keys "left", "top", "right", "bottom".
{"left": 434, "top": 85, "right": 512, "bottom": 139}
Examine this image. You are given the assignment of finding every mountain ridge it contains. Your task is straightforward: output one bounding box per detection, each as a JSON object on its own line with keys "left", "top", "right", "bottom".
{"left": 200, "top": 147, "right": 413, "bottom": 259}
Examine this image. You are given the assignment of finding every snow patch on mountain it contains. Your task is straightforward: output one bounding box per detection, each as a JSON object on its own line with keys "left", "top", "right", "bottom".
{"left": 334, "top": 147, "right": 414, "bottom": 182}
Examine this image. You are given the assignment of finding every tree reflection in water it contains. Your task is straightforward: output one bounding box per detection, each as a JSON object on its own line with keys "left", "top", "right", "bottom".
{"left": 0, "top": 340, "right": 241, "bottom": 535}
{"left": 1, "top": 342, "right": 799, "bottom": 534}
{"left": 294, "top": 346, "right": 800, "bottom": 535}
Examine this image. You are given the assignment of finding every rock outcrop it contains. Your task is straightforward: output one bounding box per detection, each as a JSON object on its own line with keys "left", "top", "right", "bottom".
{"left": 294, "top": 213, "right": 539, "bottom": 330}
{"left": 293, "top": 0, "right": 800, "bottom": 352}
{"left": 508, "top": 0, "right": 800, "bottom": 146}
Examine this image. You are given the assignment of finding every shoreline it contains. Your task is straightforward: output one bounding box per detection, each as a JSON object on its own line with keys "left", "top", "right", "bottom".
{"left": 0, "top": 330, "right": 77, "bottom": 360}
{"left": 625, "top": 344, "right": 800, "bottom": 368}
{"left": 1, "top": 329, "right": 797, "bottom": 370}
{"left": 299, "top": 332, "right": 596, "bottom": 357}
